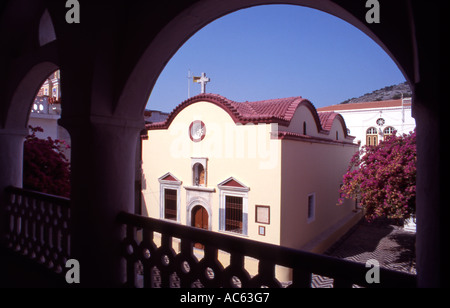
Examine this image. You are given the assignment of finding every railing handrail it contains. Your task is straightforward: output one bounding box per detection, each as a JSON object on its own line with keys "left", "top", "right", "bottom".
{"left": 3, "top": 186, "right": 71, "bottom": 276}
{"left": 5, "top": 186, "right": 70, "bottom": 207}
{"left": 117, "top": 211, "right": 417, "bottom": 288}
{"left": 0, "top": 186, "right": 417, "bottom": 288}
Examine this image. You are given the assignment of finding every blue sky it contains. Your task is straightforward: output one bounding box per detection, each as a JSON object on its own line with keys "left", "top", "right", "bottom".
{"left": 146, "top": 5, "right": 406, "bottom": 113}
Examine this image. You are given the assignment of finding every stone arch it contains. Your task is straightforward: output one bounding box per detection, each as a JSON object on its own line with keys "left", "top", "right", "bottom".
{"left": 0, "top": 0, "right": 60, "bottom": 131}
{"left": 187, "top": 197, "right": 212, "bottom": 230}
{"left": 4, "top": 61, "right": 59, "bottom": 131}
{"left": 1, "top": 0, "right": 443, "bottom": 288}
{"left": 117, "top": 0, "right": 416, "bottom": 117}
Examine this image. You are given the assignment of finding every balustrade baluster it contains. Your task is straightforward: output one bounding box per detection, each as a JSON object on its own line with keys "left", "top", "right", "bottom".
{"left": 290, "top": 267, "right": 312, "bottom": 288}
{"left": 1, "top": 189, "right": 417, "bottom": 288}
{"left": 250, "top": 260, "right": 281, "bottom": 288}
{"left": 116, "top": 211, "right": 416, "bottom": 288}
{"left": 158, "top": 233, "right": 175, "bottom": 288}
{"left": 140, "top": 228, "right": 154, "bottom": 288}
{"left": 124, "top": 223, "right": 137, "bottom": 287}
{"left": 3, "top": 186, "right": 71, "bottom": 276}
{"left": 223, "top": 253, "right": 250, "bottom": 288}
{"left": 176, "top": 238, "right": 197, "bottom": 288}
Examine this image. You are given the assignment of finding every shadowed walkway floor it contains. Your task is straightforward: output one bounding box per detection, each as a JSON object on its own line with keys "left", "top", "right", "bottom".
{"left": 299, "top": 218, "right": 417, "bottom": 288}
{"left": 324, "top": 218, "right": 416, "bottom": 275}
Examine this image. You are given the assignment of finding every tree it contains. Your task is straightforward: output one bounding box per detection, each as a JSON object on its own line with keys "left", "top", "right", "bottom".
{"left": 23, "top": 126, "right": 71, "bottom": 198}
{"left": 338, "top": 130, "right": 416, "bottom": 222}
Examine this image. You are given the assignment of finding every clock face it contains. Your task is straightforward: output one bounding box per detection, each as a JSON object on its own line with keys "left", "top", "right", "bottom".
{"left": 376, "top": 118, "right": 385, "bottom": 126}
{"left": 189, "top": 121, "right": 206, "bottom": 142}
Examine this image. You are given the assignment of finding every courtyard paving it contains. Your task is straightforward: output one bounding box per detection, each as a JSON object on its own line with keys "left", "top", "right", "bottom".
{"left": 308, "top": 218, "right": 417, "bottom": 287}
{"left": 324, "top": 218, "right": 416, "bottom": 274}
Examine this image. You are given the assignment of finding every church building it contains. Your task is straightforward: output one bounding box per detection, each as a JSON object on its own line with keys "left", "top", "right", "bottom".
{"left": 141, "top": 93, "right": 361, "bottom": 256}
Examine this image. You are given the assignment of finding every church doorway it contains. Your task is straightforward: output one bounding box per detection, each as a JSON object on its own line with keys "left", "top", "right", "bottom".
{"left": 192, "top": 205, "right": 209, "bottom": 230}
{"left": 191, "top": 205, "right": 209, "bottom": 249}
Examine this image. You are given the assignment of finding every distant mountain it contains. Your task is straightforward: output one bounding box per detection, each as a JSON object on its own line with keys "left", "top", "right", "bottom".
{"left": 340, "top": 82, "right": 412, "bottom": 105}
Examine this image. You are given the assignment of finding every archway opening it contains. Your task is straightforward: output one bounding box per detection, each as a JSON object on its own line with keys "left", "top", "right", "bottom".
{"left": 145, "top": 4, "right": 409, "bottom": 113}
{"left": 192, "top": 205, "right": 209, "bottom": 230}
{"left": 137, "top": 3, "right": 416, "bottom": 283}
{"left": 193, "top": 163, "right": 205, "bottom": 186}
{"left": 25, "top": 69, "right": 71, "bottom": 198}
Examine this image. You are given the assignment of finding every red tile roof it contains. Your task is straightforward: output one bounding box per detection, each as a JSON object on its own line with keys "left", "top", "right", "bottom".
{"left": 318, "top": 112, "right": 336, "bottom": 131}
{"left": 146, "top": 93, "right": 352, "bottom": 139}
{"left": 147, "top": 93, "right": 310, "bottom": 129}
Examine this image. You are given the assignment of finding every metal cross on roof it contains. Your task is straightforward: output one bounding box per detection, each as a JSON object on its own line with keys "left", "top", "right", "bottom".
{"left": 193, "top": 72, "right": 210, "bottom": 94}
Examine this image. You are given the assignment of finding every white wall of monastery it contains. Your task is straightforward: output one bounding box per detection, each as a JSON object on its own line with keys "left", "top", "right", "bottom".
{"left": 28, "top": 114, "right": 59, "bottom": 140}
{"left": 334, "top": 103, "right": 416, "bottom": 146}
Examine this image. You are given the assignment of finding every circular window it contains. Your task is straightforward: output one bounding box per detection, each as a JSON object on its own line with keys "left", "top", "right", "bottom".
{"left": 376, "top": 118, "right": 385, "bottom": 126}
{"left": 189, "top": 120, "right": 206, "bottom": 142}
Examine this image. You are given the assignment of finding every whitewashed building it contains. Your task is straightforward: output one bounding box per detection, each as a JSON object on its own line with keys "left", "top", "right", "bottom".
{"left": 318, "top": 98, "right": 417, "bottom": 233}
{"left": 28, "top": 70, "right": 71, "bottom": 160}
{"left": 317, "top": 98, "right": 415, "bottom": 147}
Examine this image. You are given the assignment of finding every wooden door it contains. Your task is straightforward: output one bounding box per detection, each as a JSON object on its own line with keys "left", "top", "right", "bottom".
{"left": 366, "top": 134, "right": 378, "bottom": 146}
{"left": 192, "top": 206, "right": 208, "bottom": 249}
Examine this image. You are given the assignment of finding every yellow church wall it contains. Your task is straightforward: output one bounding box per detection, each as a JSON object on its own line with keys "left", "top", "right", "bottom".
{"left": 279, "top": 138, "right": 360, "bottom": 252}
{"left": 328, "top": 118, "right": 346, "bottom": 142}
{"left": 142, "top": 100, "right": 283, "bottom": 246}
{"left": 141, "top": 98, "right": 360, "bottom": 282}
{"left": 280, "top": 104, "right": 321, "bottom": 137}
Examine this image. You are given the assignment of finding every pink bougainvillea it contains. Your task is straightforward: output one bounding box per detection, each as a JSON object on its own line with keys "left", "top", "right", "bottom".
{"left": 338, "top": 129, "right": 416, "bottom": 221}
{"left": 23, "top": 126, "right": 71, "bottom": 198}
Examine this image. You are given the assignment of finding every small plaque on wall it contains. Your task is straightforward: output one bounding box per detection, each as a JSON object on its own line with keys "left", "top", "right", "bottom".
{"left": 255, "top": 205, "right": 270, "bottom": 224}
{"left": 258, "top": 226, "right": 266, "bottom": 236}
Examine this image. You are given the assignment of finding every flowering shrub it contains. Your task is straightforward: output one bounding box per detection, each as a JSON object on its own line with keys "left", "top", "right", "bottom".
{"left": 338, "top": 129, "right": 416, "bottom": 221}
{"left": 23, "top": 126, "right": 71, "bottom": 198}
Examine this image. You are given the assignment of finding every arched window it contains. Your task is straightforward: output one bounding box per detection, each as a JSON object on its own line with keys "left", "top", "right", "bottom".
{"left": 366, "top": 127, "right": 378, "bottom": 146}
{"left": 367, "top": 127, "right": 377, "bottom": 134}
{"left": 383, "top": 126, "right": 395, "bottom": 136}
{"left": 303, "top": 121, "right": 307, "bottom": 135}
{"left": 193, "top": 163, "right": 205, "bottom": 186}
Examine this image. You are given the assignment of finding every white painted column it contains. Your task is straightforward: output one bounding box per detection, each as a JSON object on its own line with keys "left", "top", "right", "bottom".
{"left": 61, "top": 116, "right": 144, "bottom": 287}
